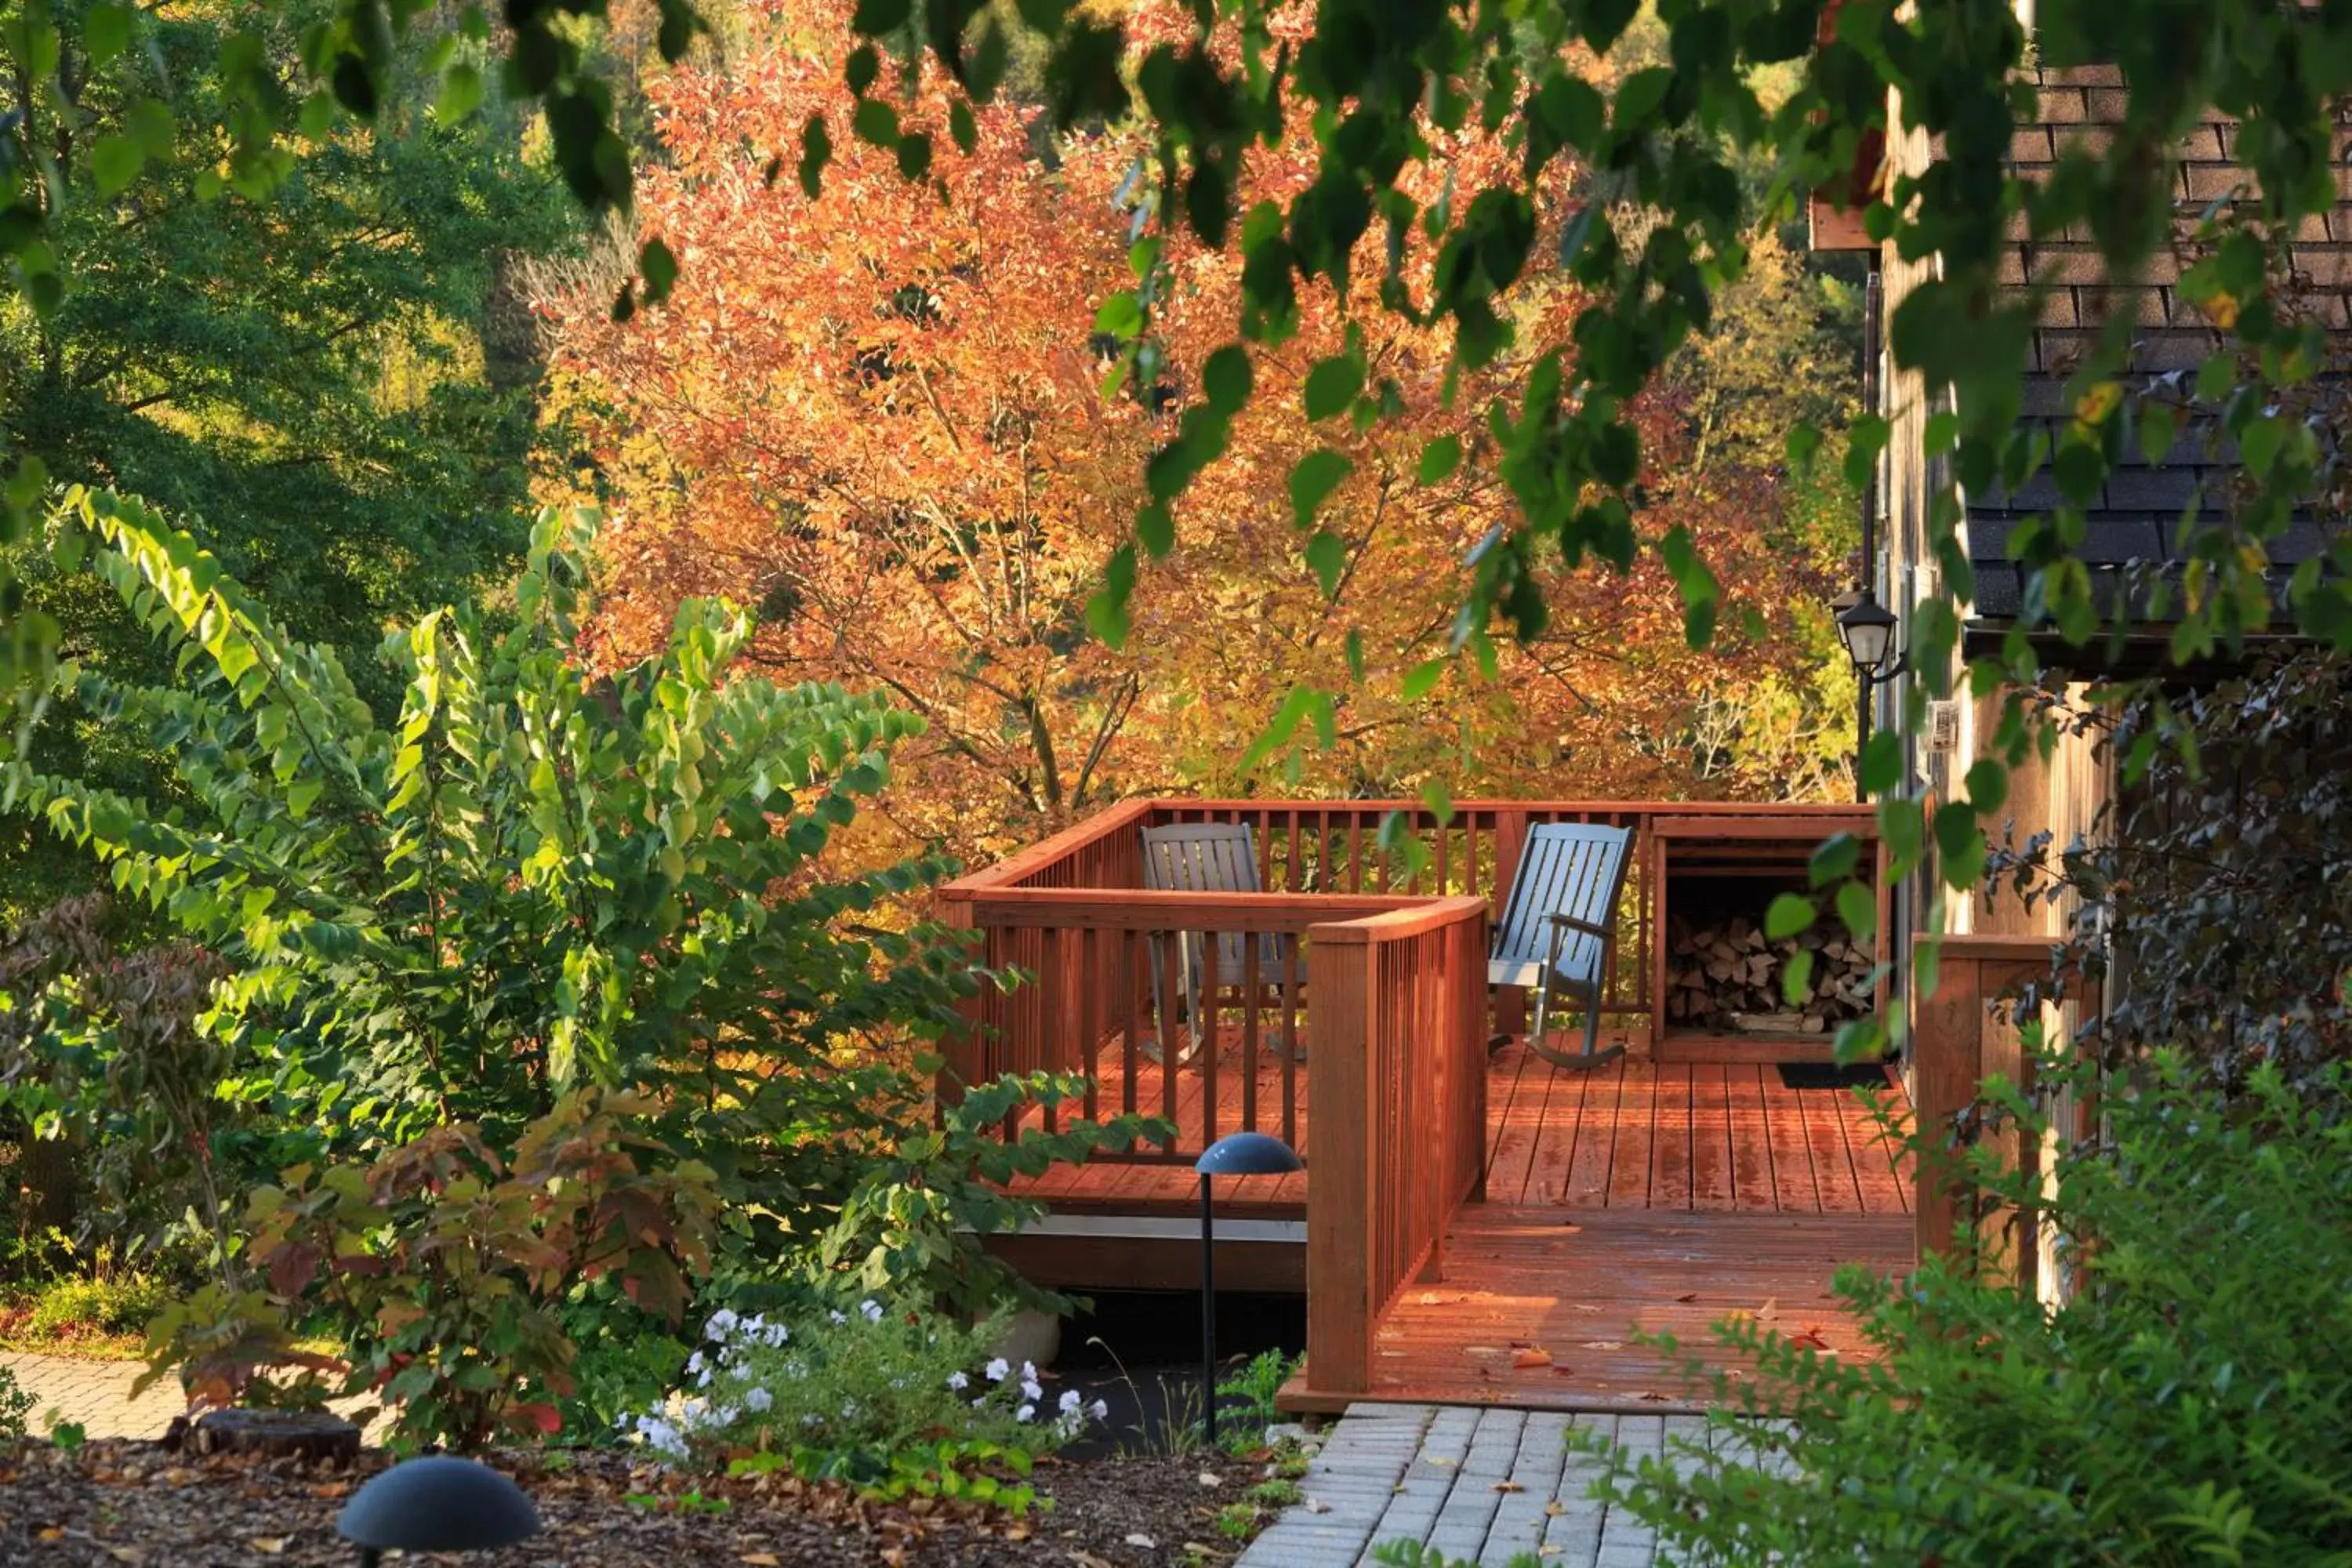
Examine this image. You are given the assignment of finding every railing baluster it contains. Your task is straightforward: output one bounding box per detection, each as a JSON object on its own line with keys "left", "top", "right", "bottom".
{"left": 1243, "top": 935, "right": 1261, "bottom": 1133}
{"left": 1159, "top": 927, "right": 1182, "bottom": 1150}
{"left": 1122, "top": 928, "right": 1141, "bottom": 1121}
{"left": 1200, "top": 927, "right": 1222, "bottom": 1149}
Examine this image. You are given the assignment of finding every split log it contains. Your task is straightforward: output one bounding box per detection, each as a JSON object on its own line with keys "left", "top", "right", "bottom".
{"left": 178, "top": 1409, "right": 363, "bottom": 1468}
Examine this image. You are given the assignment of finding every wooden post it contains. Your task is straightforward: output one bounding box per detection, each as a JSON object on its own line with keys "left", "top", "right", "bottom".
{"left": 1305, "top": 922, "right": 1374, "bottom": 1396}
{"left": 1909, "top": 948, "right": 1983, "bottom": 1266}
{"left": 935, "top": 891, "right": 985, "bottom": 1106}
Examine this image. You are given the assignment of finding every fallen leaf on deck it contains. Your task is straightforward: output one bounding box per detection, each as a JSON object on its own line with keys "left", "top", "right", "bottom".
{"left": 1544, "top": 1501, "right": 1566, "bottom": 1517}
{"left": 249, "top": 1541, "right": 287, "bottom": 1555}
{"left": 1581, "top": 1341, "right": 1624, "bottom": 1351}
{"left": 1551, "top": 1365, "right": 1578, "bottom": 1377}
{"left": 1674, "top": 1292, "right": 1698, "bottom": 1303}
{"left": 1493, "top": 1480, "right": 1523, "bottom": 1494}
{"left": 1511, "top": 1348, "right": 1552, "bottom": 1369}
{"left": 1789, "top": 1327, "right": 1831, "bottom": 1351}
{"left": 739, "top": 1555, "right": 782, "bottom": 1566}
{"left": 1421, "top": 1455, "right": 1456, "bottom": 1468}
{"left": 1758, "top": 1297, "right": 1780, "bottom": 1323}
{"left": 1305, "top": 1496, "right": 1332, "bottom": 1515}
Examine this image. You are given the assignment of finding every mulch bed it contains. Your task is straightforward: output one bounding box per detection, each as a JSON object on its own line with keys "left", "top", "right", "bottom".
{"left": 0, "top": 1438, "right": 1274, "bottom": 1566}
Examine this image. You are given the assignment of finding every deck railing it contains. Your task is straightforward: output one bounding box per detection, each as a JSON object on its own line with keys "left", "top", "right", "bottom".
{"left": 1304, "top": 897, "right": 1490, "bottom": 1396}
{"left": 936, "top": 797, "right": 1865, "bottom": 1130}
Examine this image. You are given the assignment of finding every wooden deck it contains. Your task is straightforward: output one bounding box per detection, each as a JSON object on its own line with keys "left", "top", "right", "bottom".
{"left": 997, "top": 1040, "right": 1915, "bottom": 1413}
{"left": 1005, "top": 1039, "right": 1911, "bottom": 1221}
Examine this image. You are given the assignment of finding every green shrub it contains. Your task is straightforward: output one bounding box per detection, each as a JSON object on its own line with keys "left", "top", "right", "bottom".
{"left": 11, "top": 491, "right": 1157, "bottom": 1370}
{"left": 139, "top": 1091, "right": 717, "bottom": 1452}
{"left": 626, "top": 1298, "right": 1105, "bottom": 1471}
{"left": 1585, "top": 1056, "right": 2352, "bottom": 1566}
{"left": 0, "top": 1364, "right": 32, "bottom": 1443}
{"left": 25, "top": 1271, "right": 168, "bottom": 1338}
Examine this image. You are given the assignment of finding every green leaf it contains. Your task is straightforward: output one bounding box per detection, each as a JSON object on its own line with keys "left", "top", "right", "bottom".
{"left": 286, "top": 778, "right": 324, "bottom": 819}
{"left": 1400, "top": 659, "right": 1446, "bottom": 702}
{"left": 89, "top": 135, "right": 144, "bottom": 198}
{"left": 1305, "top": 531, "right": 1347, "bottom": 597}
{"left": 1289, "top": 448, "right": 1353, "bottom": 531}
{"left": 436, "top": 62, "right": 485, "bottom": 123}
{"left": 640, "top": 239, "right": 679, "bottom": 305}
{"left": 1302, "top": 354, "right": 1363, "bottom": 420}
{"left": 1780, "top": 949, "right": 1815, "bottom": 1006}
{"left": 84, "top": 3, "right": 135, "bottom": 65}
{"left": 1764, "top": 891, "right": 1817, "bottom": 941}
{"left": 1835, "top": 879, "right": 1877, "bottom": 943}
{"left": 1203, "top": 345, "right": 1252, "bottom": 414}
{"left": 1417, "top": 434, "right": 1463, "bottom": 485}
{"left": 851, "top": 98, "right": 900, "bottom": 149}
{"left": 1093, "top": 292, "right": 1144, "bottom": 339}
{"left": 1808, "top": 833, "right": 1861, "bottom": 888}
{"left": 800, "top": 115, "right": 833, "bottom": 198}
{"left": 125, "top": 100, "right": 176, "bottom": 159}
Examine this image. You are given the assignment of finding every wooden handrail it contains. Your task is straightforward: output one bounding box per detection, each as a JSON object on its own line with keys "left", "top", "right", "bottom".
{"left": 1305, "top": 896, "right": 1490, "bottom": 1396}
{"left": 963, "top": 888, "right": 1446, "bottom": 931}
{"left": 1308, "top": 895, "right": 1493, "bottom": 943}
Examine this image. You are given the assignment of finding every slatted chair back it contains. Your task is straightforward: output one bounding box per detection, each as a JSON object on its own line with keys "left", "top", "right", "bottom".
{"left": 1490, "top": 823, "right": 1632, "bottom": 990}
{"left": 1140, "top": 821, "right": 1272, "bottom": 975}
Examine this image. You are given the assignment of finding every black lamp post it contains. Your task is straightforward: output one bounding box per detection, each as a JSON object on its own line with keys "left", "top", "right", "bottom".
{"left": 1194, "top": 1131, "right": 1303, "bottom": 1446}
{"left": 1835, "top": 586, "right": 1907, "bottom": 799}
{"left": 338, "top": 1455, "right": 542, "bottom": 1567}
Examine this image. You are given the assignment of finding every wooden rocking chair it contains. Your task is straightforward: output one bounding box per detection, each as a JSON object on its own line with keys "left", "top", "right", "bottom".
{"left": 1139, "top": 822, "right": 1299, "bottom": 1066}
{"left": 1490, "top": 822, "right": 1634, "bottom": 1069}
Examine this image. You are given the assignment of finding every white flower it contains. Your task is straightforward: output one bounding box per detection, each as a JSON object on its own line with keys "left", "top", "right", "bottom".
{"left": 745, "top": 1387, "right": 773, "bottom": 1414}
{"left": 739, "top": 1313, "right": 765, "bottom": 1338}
{"left": 841, "top": 1399, "right": 859, "bottom": 1419}
{"left": 946, "top": 1372, "right": 970, "bottom": 1391}
{"left": 696, "top": 1367, "right": 713, "bottom": 1388}
{"left": 829, "top": 1310, "right": 848, "bottom": 1326}
{"left": 1021, "top": 1361, "right": 1037, "bottom": 1381}
{"left": 1021, "top": 1377, "right": 1044, "bottom": 1402}
{"left": 802, "top": 1413, "right": 824, "bottom": 1427}
{"left": 985, "top": 1357, "right": 1011, "bottom": 1383}
{"left": 703, "top": 1308, "right": 739, "bottom": 1339}
{"left": 764, "top": 1323, "right": 790, "bottom": 1347}
{"left": 1016, "top": 1403, "right": 1036, "bottom": 1423}
{"left": 859, "top": 1299, "right": 884, "bottom": 1323}
{"left": 685, "top": 1351, "right": 705, "bottom": 1376}
{"left": 1058, "top": 1389, "right": 1082, "bottom": 1414}
{"left": 972, "top": 1396, "right": 988, "bottom": 1409}
{"left": 1088, "top": 1399, "right": 1108, "bottom": 1421}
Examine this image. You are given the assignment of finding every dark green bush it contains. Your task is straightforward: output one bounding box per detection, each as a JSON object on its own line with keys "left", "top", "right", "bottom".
{"left": 1588, "top": 1056, "right": 2352, "bottom": 1566}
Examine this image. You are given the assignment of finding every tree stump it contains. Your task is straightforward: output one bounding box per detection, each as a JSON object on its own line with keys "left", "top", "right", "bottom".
{"left": 186, "top": 1409, "right": 363, "bottom": 1467}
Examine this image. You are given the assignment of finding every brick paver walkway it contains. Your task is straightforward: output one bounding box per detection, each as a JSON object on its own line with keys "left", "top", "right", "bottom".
{"left": 0, "top": 1352, "right": 183, "bottom": 1439}
{"left": 1241, "top": 1404, "right": 1725, "bottom": 1568}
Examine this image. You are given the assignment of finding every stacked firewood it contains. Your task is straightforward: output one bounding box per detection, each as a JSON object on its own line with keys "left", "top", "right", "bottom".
{"left": 1664, "top": 914, "right": 1875, "bottom": 1033}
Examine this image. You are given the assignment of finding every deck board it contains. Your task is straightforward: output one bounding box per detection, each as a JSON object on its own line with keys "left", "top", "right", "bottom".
{"left": 1312, "top": 1206, "right": 1917, "bottom": 1414}
{"left": 1004, "top": 1043, "right": 1910, "bottom": 1221}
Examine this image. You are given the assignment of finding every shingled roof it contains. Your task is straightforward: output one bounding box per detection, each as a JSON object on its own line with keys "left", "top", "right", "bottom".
{"left": 1962, "top": 64, "right": 2350, "bottom": 651}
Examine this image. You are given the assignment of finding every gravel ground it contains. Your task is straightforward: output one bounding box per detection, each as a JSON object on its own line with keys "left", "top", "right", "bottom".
{"left": 0, "top": 1437, "right": 1275, "bottom": 1566}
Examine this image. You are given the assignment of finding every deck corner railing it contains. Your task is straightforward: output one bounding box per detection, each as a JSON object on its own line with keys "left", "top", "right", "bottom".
{"left": 1302, "top": 895, "right": 1490, "bottom": 1396}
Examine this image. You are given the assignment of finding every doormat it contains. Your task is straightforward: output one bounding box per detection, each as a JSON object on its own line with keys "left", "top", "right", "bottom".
{"left": 1777, "top": 1061, "right": 1890, "bottom": 1091}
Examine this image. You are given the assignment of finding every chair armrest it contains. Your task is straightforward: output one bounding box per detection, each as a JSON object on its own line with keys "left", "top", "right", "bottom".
{"left": 1543, "top": 913, "right": 1613, "bottom": 941}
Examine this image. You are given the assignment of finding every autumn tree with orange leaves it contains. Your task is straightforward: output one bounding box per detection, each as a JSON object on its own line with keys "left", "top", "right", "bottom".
{"left": 539, "top": 0, "right": 1857, "bottom": 871}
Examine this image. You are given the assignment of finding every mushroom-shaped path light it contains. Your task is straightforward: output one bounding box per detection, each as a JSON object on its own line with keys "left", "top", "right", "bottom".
{"left": 1196, "top": 1131, "right": 1305, "bottom": 1445}
{"left": 337, "top": 1455, "right": 543, "bottom": 1566}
